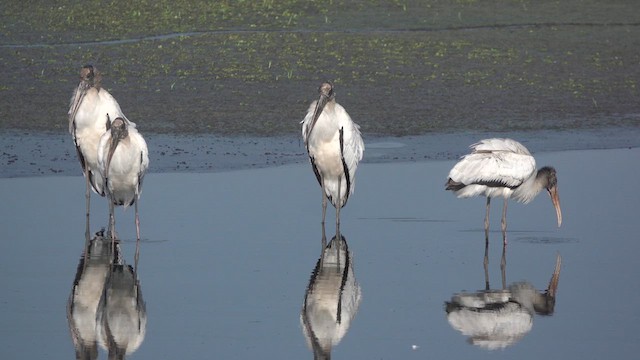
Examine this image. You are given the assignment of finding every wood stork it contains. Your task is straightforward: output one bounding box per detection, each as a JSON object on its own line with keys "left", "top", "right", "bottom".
{"left": 97, "top": 117, "right": 149, "bottom": 245}
{"left": 301, "top": 231, "right": 361, "bottom": 359}
{"left": 301, "top": 82, "right": 364, "bottom": 233}
{"left": 68, "top": 65, "right": 130, "bottom": 239}
{"left": 445, "top": 138, "right": 562, "bottom": 241}
{"left": 445, "top": 253, "right": 561, "bottom": 350}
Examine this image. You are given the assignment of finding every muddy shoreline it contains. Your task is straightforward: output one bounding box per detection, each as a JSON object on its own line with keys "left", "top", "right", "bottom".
{"left": 1, "top": 127, "right": 638, "bottom": 178}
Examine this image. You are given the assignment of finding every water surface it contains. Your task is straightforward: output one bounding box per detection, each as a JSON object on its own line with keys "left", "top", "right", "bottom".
{"left": 0, "top": 146, "right": 639, "bottom": 359}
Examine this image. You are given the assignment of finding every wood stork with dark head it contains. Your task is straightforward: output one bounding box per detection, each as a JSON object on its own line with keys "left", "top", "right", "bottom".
{"left": 98, "top": 117, "right": 149, "bottom": 245}
{"left": 301, "top": 82, "right": 364, "bottom": 233}
{"left": 68, "top": 65, "right": 130, "bottom": 238}
{"left": 445, "top": 138, "right": 562, "bottom": 242}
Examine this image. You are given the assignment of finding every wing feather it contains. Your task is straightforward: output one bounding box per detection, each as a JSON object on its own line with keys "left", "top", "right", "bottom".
{"left": 336, "top": 104, "right": 364, "bottom": 194}
{"left": 300, "top": 100, "right": 317, "bottom": 148}
{"left": 449, "top": 138, "right": 535, "bottom": 188}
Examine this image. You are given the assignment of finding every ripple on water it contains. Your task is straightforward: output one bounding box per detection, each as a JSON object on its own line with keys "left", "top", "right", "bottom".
{"left": 515, "top": 236, "right": 579, "bottom": 244}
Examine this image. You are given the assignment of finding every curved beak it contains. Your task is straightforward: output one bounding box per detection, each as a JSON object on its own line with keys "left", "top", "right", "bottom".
{"left": 68, "top": 83, "right": 89, "bottom": 125}
{"left": 546, "top": 253, "right": 562, "bottom": 298}
{"left": 548, "top": 185, "right": 562, "bottom": 227}
{"left": 105, "top": 127, "right": 125, "bottom": 181}
{"left": 305, "top": 93, "right": 329, "bottom": 140}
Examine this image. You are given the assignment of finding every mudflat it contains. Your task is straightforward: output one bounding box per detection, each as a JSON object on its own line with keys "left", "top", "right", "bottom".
{"left": 1, "top": 1, "right": 639, "bottom": 136}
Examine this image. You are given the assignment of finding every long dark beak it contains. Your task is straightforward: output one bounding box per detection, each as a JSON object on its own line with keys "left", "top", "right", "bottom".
{"left": 305, "top": 94, "right": 329, "bottom": 140}
{"left": 104, "top": 131, "right": 122, "bottom": 182}
{"left": 548, "top": 185, "right": 562, "bottom": 227}
{"left": 546, "top": 253, "right": 562, "bottom": 298}
{"left": 69, "top": 84, "right": 89, "bottom": 124}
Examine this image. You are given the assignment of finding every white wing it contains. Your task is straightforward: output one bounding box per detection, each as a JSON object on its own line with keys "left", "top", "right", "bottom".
{"left": 449, "top": 138, "right": 535, "bottom": 188}
{"left": 471, "top": 138, "right": 531, "bottom": 156}
{"left": 336, "top": 104, "right": 364, "bottom": 192}
{"left": 132, "top": 130, "right": 150, "bottom": 197}
{"left": 97, "top": 90, "right": 135, "bottom": 128}
{"left": 300, "top": 100, "right": 316, "bottom": 146}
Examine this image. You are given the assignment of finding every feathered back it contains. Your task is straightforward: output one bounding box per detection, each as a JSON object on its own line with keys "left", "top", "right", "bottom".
{"left": 448, "top": 138, "right": 536, "bottom": 189}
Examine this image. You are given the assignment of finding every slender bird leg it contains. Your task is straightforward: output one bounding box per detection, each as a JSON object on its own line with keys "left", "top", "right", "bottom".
{"left": 336, "top": 180, "right": 341, "bottom": 238}
{"left": 483, "top": 235, "right": 490, "bottom": 291}
{"left": 321, "top": 178, "right": 327, "bottom": 226}
{"left": 484, "top": 197, "right": 491, "bottom": 236}
{"left": 501, "top": 199, "right": 508, "bottom": 232}
{"left": 501, "top": 199, "right": 508, "bottom": 245}
{"left": 108, "top": 196, "right": 116, "bottom": 254}
{"left": 320, "top": 224, "right": 327, "bottom": 266}
{"left": 134, "top": 199, "right": 141, "bottom": 274}
{"left": 84, "top": 172, "right": 91, "bottom": 242}
{"left": 500, "top": 243, "right": 507, "bottom": 289}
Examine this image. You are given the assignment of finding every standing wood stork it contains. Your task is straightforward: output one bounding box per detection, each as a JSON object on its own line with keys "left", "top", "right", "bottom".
{"left": 98, "top": 117, "right": 149, "bottom": 245}
{"left": 445, "top": 138, "right": 562, "bottom": 242}
{"left": 68, "top": 65, "right": 130, "bottom": 239}
{"left": 301, "top": 82, "right": 364, "bottom": 233}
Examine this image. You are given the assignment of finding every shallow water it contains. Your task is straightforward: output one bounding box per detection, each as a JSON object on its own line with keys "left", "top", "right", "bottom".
{"left": 1, "top": 146, "right": 639, "bottom": 359}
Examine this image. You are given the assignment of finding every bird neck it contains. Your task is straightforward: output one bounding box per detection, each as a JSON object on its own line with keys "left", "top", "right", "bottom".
{"left": 511, "top": 169, "right": 546, "bottom": 204}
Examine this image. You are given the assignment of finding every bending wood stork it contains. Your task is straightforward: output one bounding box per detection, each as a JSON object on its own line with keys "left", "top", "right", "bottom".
{"left": 301, "top": 82, "right": 364, "bottom": 233}
{"left": 68, "top": 65, "right": 130, "bottom": 239}
{"left": 445, "top": 138, "right": 562, "bottom": 242}
{"left": 98, "top": 117, "right": 149, "bottom": 245}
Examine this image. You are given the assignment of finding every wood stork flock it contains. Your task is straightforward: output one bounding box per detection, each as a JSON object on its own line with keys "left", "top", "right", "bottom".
{"left": 68, "top": 65, "right": 149, "bottom": 244}
{"left": 67, "top": 68, "right": 562, "bottom": 243}
{"left": 63, "top": 66, "right": 565, "bottom": 358}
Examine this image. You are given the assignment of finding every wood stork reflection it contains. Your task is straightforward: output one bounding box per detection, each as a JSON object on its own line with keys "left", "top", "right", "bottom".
{"left": 446, "top": 138, "right": 562, "bottom": 242}
{"left": 445, "top": 253, "right": 561, "bottom": 350}
{"left": 98, "top": 117, "right": 149, "bottom": 246}
{"left": 68, "top": 65, "right": 129, "bottom": 239}
{"left": 301, "top": 82, "right": 364, "bottom": 233}
{"left": 301, "top": 231, "right": 361, "bottom": 359}
{"left": 97, "top": 262, "right": 147, "bottom": 359}
{"left": 67, "top": 230, "right": 113, "bottom": 360}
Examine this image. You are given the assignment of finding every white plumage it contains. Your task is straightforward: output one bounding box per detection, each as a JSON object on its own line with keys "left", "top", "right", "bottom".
{"left": 446, "top": 138, "right": 562, "bottom": 239}
{"left": 98, "top": 117, "right": 149, "bottom": 241}
{"left": 301, "top": 82, "right": 364, "bottom": 231}
{"left": 68, "top": 65, "right": 131, "bottom": 197}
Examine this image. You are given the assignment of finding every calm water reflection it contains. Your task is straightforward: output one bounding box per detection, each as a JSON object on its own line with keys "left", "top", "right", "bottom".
{"left": 67, "top": 231, "right": 146, "bottom": 359}
{"left": 301, "top": 229, "right": 362, "bottom": 359}
{"left": 1, "top": 146, "right": 639, "bottom": 359}
{"left": 445, "top": 242, "right": 561, "bottom": 350}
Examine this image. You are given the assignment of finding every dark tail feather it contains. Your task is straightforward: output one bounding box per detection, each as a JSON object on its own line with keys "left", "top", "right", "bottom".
{"left": 445, "top": 178, "right": 465, "bottom": 191}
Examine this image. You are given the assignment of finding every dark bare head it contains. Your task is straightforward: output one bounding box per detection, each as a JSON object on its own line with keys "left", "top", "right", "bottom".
{"left": 69, "top": 65, "right": 102, "bottom": 126}
{"left": 306, "top": 81, "right": 335, "bottom": 140}
{"left": 105, "top": 118, "right": 128, "bottom": 181}
{"left": 79, "top": 64, "right": 101, "bottom": 89}
{"left": 535, "top": 253, "right": 561, "bottom": 315}
{"left": 318, "top": 81, "right": 335, "bottom": 101}
{"left": 538, "top": 166, "right": 562, "bottom": 227}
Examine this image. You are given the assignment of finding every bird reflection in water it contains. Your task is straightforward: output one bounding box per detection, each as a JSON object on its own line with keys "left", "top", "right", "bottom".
{"left": 301, "top": 228, "right": 362, "bottom": 359}
{"left": 67, "top": 230, "right": 146, "bottom": 359}
{"left": 445, "top": 247, "right": 561, "bottom": 350}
